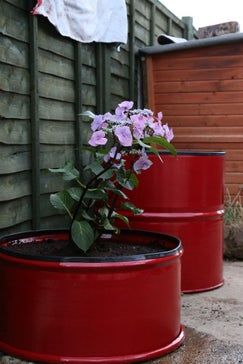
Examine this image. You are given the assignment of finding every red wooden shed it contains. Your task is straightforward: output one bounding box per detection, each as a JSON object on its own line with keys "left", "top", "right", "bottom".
{"left": 140, "top": 33, "right": 243, "bottom": 196}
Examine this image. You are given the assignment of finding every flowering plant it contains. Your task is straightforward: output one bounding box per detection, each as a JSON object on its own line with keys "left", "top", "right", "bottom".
{"left": 50, "top": 101, "right": 176, "bottom": 252}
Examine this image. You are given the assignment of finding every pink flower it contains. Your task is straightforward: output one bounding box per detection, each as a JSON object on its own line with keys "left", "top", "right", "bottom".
{"left": 118, "top": 100, "right": 134, "bottom": 110}
{"left": 131, "top": 114, "right": 146, "bottom": 139}
{"left": 103, "top": 112, "right": 114, "bottom": 121}
{"left": 103, "top": 147, "right": 122, "bottom": 163}
{"left": 133, "top": 154, "right": 153, "bottom": 173}
{"left": 151, "top": 121, "right": 165, "bottom": 137}
{"left": 143, "top": 108, "right": 153, "bottom": 116}
{"left": 143, "top": 109, "right": 154, "bottom": 123}
{"left": 131, "top": 114, "right": 147, "bottom": 126}
{"left": 88, "top": 130, "right": 107, "bottom": 147}
{"left": 114, "top": 126, "right": 133, "bottom": 147}
{"left": 115, "top": 101, "right": 134, "bottom": 120}
{"left": 163, "top": 124, "right": 174, "bottom": 142}
{"left": 91, "top": 115, "right": 104, "bottom": 131}
{"left": 157, "top": 112, "right": 163, "bottom": 121}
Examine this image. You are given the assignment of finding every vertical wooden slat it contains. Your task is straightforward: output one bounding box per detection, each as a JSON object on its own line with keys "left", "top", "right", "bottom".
{"left": 145, "top": 57, "right": 155, "bottom": 109}
{"left": 167, "top": 17, "right": 172, "bottom": 35}
{"left": 129, "top": 0, "right": 135, "bottom": 101}
{"left": 150, "top": 1, "right": 155, "bottom": 45}
{"left": 96, "top": 44, "right": 111, "bottom": 113}
{"left": 103, "top": 44, "right": 111, "bottom": 112}
{"left": 74, "top": 42, "right": 82, "bottom": 172}
{"left": 29, "top": 14, "right": 40, "bottom": 229}
{"left": 96, "top": 43, "right": 104, "bottom": 113}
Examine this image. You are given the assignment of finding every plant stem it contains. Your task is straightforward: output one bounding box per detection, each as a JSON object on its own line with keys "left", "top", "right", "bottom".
{"left": 71, "top": 162, "right": 114, "bottom": 230}
{"left": 107, "top": 161, "right": 135, "bottom": 220}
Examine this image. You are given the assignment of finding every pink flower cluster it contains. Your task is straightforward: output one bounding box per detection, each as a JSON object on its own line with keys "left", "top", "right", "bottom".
{"left": 88, "top": 101, "right": 174, "bottom": 173}
{"left": 89, "top": 101, "right": 174, "bottom": 146}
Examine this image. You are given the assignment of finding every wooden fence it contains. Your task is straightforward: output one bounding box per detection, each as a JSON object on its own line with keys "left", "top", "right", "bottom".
{"left": 0, "top": 0, "right": 196, "bottom": 236}
{"left": 141, "top": 34, "right": 243, "bottom": 197}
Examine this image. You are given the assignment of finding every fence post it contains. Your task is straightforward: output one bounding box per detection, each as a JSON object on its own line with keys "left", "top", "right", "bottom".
{"left": 129, "top": 0, "right": 135, "bottom": 101}
{"left": 96, "top": 44, "right": 111, "bottom": 113}
{"left": 103, "top": 44, "right": 111, "bottom": 112}
{"left": 29, "top": 14, "right": 40, "bottom": 230}
{"left": 182, "top": 16, "right": 194, "bottom": 40}
{"left": 74, "top": 42, "right": 83, "bottom": 172}
{"left": 96, "top": 43, "right": 104, "bottom": 113}
{"left": 150, "top": 1, "right": 155, "bottom": 45}
{"left": 167, "top": 17, "right": 172, "bottom": 35}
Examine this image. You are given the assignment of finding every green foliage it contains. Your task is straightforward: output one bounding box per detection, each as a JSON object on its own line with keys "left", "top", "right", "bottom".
{"left": 117, "top": 170, "right": 138, "bottom": 190}
{"left": 224, "top": 188, "right": 243, "bottom": 226}
{"left": 68, "top": 187, "right": 107, "bottom": 201}
{"left": 49, "top": 162, "right": 79, "bottom": 181}
{"left": 112, "top": 212, "right": 129, "bottom": 226}
{"left": 50, "top": 191, "right": 74, "bottom": 218}
{"left": 143, "top": 136, "right": 177, "bottom": 155}
{"left": 121, "top": 202, "right": 144, "bottom": 215}
{"left": 71, "top": 220, "right": 95, "bottom": 252}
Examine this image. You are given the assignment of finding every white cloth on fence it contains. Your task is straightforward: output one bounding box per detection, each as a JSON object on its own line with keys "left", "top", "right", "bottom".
{"left": 32, "top": 0, "right": 128, "bottom": 44}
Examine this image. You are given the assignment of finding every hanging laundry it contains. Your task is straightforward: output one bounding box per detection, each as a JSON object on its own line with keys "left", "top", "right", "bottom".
{"left": 32, "top": 0, "right": 128, "bottom": 44}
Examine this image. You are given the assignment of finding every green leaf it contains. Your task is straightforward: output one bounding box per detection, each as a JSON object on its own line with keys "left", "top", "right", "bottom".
{"left": 128, "top": 172, "right": 139, "bottom": 189}
{"left": 149, "top": 147, "right": 163, "bottom": 162}
{"left": 49, "top": 162, "right": 80, "bottom": 181}
{"left": 68, "top": 187, "right": 107, "bottom": 202}
{"left": 106, "top": 187, "right": 128, "bottom": 200}
{"left": 71, "top": 220, "right": 95, "bottom": 252}
{"left": 98, "top": 206, "right": 109, "bottom": 218}
{"left": 112, "top": 212, "right": 129, "bottom": 226}
{"left": 96, "top": 148, "right": 109, "bottom": 158}
{"left": 68, "top": 187, "right": 82, "bottom": 201}
{"left": 84, "top": 162, "right": 115, "bottom": 180}
{"left": 103, "top": 219, "right": 119, "bottom": 232}
{"left": 81, "top": 210, "right": 96, "bottom": 221}
{"left": 84, "top": 161, "right": 104, "bottom": 175}
{"left": 80, "top": 146, "right": 96, "bottom": 154}
{"left": 86, "top": 188, "right": 107, "bottom": 200}
{"left": 121, "top": 202, "right": 144, "bottom": 215}
{"left": 87, "top": 189, "right": 107, "bottom": 199}
{"left": 143, "top": 136, "right": 177, "bottom": 155}
{"left": 135, "top": 138, "right": 151, "bottom": 149}
{"left": 117, "top": 170, "right": 138, "bottom": 190}
{"left": 50, "top": 191, "right": 74, "bottom": 218}
{"left": 81, "top": 188, "right": 107, "bottom": 200}
{"left": 100, "top": 169, "right": 115, "bottom": 180}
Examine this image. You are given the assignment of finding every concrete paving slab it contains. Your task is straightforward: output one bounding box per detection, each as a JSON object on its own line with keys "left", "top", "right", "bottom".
{"left": 146, "top": 327, "right": 243, "bottom": 364}
{"left": 147, "top": 260, "right": 243, "bottom": 363}
{"left": 181, "top": 260, "right": 243, "bottom": 346}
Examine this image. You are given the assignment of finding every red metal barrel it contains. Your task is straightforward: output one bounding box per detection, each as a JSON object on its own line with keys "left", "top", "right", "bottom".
{"left": 0, "top": 230, "right": 184, "bottom": 363}
{"left": 126, "top": 151, "right": 225, "bottom": 293}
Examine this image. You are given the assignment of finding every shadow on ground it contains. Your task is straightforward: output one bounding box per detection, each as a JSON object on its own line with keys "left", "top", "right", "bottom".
{"left": 146, "top": 326, "right": 243, "bottom": 364}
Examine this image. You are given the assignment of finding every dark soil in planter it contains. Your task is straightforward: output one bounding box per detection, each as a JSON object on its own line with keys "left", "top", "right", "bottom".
{"left": 3, "top": 237, "right": 166, "bottom": 258}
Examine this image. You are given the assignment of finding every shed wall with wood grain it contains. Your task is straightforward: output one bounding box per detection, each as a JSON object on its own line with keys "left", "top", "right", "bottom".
{"left": 0, "top": 0, "right": 196, "bottom": 236}
{"left": 142, "top": 34, "right": 243, "bottom": 197}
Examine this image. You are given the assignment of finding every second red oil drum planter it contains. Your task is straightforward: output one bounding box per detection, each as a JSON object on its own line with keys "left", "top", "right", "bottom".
{"left": 125, "top": 151, "right": 225, "bottom": 293}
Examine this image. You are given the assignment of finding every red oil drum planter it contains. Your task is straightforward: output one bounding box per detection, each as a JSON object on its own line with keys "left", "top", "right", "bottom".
{"left": 0, "top": 229, "right": 184, "bottom": 363}
{"left": 125, "top": 151, "right": 225, "bottom": 293}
